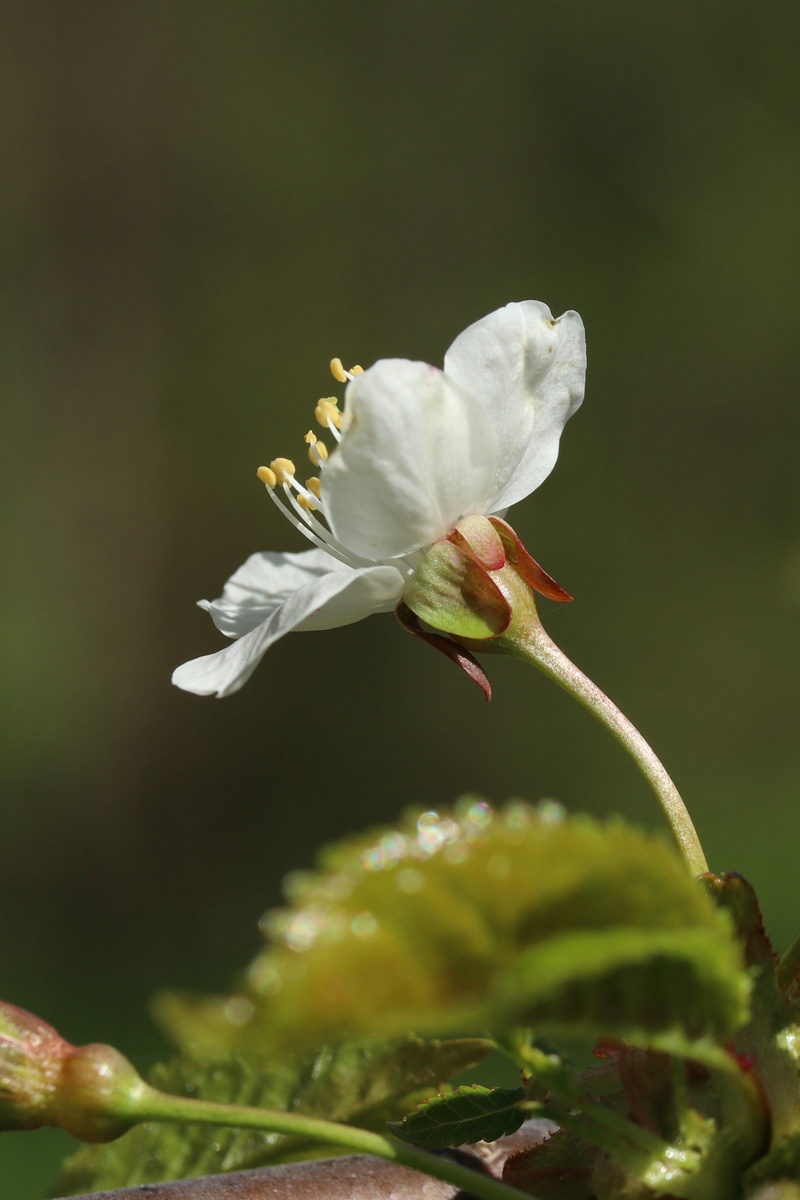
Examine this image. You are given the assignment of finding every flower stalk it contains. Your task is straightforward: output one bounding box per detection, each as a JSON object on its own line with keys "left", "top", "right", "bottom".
{"left": 490, "top": 576, "right": 708, "bottom": 874}
{"left": 124, "top": 1090, "right": 534, "bottom": 1200}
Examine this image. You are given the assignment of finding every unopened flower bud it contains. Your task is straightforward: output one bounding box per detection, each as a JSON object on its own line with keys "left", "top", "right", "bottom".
{"left": 0, "top": 1001, "right": 148, "bottom": 1142}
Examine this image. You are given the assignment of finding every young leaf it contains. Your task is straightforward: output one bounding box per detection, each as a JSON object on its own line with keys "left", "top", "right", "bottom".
{"left": 388, "top": 1084, "right": 526, "bottom": 1149}
{"left": 704, "top": 873, "right": 800, "bottom": 1146}
{"left": 153, "top": 801, "right": 749, "bottom": 1060}
{"left": 54, "top": 1035, "right": 491, "bottom": 1194}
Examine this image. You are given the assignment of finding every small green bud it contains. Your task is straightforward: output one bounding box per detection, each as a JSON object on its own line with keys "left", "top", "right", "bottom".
{"left": 0, "top": 1001, "right": 148, "bottom": 1142}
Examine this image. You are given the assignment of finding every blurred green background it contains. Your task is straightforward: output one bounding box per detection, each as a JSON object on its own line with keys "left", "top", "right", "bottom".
{"left": 3, "top": 2, "right": 800, "bottom": 1194}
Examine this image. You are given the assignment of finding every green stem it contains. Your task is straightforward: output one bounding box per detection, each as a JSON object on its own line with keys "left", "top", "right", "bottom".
{"left": 777, "top": 932, "right": 800, "bottom": 992}
{"left": 502, "top": 620, "right": 707, "bottom": 875}
{"left": 130, "top": 1085, "right": 533, "bottom": 1200}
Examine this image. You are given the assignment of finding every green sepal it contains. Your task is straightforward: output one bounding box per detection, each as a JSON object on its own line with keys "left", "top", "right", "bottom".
{"left": 388, "top": 1083, "right": 526, "bottom": 1149}
{"left": 54, "top": 1034, "right": 492, "bottom": 1194}
{"left": 402, "top": 538, "right": 511, "bottom": 639}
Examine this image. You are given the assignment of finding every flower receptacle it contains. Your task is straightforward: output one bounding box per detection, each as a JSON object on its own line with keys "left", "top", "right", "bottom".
{"left": 399, "top": 515, "right": 571, "bottom": 694}
{"left": 0, "top": 1001, "right": 151, "bottom": 1142}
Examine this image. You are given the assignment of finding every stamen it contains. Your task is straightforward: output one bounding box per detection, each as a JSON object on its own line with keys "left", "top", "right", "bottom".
{"left": 330, "top": 357, "right": 365, "bottom": 382}
{"left": 260, "top": 451, "right": 415, "bottom": 578}
{"left": 280, "top": 481, "right": 376, "bottom": 568}
{"left": 263, "top": 485, "right": 354, "bottom": 567}
{"left": 282, "top": 480, "right": 321, "bottom": 526}
{"left": 315, "top": 399, "right": 343, "bottom": 431}
{"left": 270, "top": 458, "right": 296, "bottom": 486}
{"left": 304, "top": 430, "right": 329, "bottom": 466}
{"left": 256, "top": 356, "right": 413, "bottom": 577}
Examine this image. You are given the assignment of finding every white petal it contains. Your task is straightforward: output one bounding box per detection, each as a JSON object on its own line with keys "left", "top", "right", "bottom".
{"left": 323, "top": 359, "right": 499, "bottom": 560}
{"left": 172, "top": 563, "right": 404, "bottom": 697}
{"left": 444, "top": 301, "right": 586, "bottom": 512}
{"left": 200, "top": 548, "right": 350, "bottom": 638}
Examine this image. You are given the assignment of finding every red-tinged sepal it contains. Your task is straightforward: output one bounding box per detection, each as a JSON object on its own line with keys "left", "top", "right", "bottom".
{"left": 450, "top": 514, "right": 507, "bottom": 570}
{"left": 396, "top": 601, "right": 492, "bottom": 701}
{"left": 488, "top": 515, "right": 573, "bottom": 602}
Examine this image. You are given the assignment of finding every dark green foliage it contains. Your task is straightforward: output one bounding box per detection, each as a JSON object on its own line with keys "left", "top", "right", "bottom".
{"left": 388, "top": 1084, "right": 526, "bottom": 1148}
{"left": 704, "top": 873, "right": 800, "bottom": 1147}
{"left": 746, "top": 1130, "right": 800, "bottom": 1193}
{"left": 503, "top": 1127, "right": 598, "bottom": 1200}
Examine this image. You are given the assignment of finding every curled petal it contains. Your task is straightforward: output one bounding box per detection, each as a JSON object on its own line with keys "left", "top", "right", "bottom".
{"left": 173, "top": 565, "right": 404, "bottom": 697}
{"left": 323, "top": 359, "right": 499, "bottom": 560}
{"left": 444, "top": 301, "right": 586, "bottom": 512}
{"left": 199, "top": 549, "right": 365, "bottom": 639}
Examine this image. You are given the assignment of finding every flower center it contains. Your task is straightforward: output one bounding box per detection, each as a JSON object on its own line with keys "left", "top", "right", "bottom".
{"left": 256, "top": 359, "right": 419, "bottom": 578}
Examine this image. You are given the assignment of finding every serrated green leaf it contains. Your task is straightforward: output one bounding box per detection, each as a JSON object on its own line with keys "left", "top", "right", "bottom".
{"left": 154, "top": 801, "right": 749, "bottom": 1060}
{"left": 497, "top": 926, "right": 747, "bottom": 1045}
{"left": 54, "top": 1034, "right": 491, "bottom": 1194}
{"left": 389, "top": 1084, "right": 526, "bottom": 1148}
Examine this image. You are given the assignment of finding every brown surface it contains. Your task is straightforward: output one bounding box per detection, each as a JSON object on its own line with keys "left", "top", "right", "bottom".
{"left": 58, "top": 1155, "right": 469, "bottom": 1199}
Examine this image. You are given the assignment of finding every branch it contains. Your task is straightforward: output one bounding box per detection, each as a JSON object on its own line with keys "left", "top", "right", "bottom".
{"left": 56, "top": 1155, "right": 466, "bottom": 1198}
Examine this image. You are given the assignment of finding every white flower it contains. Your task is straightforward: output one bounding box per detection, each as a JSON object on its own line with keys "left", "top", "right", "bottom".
{"left": 172, "top": 301, "right": 586, "bottom": 697}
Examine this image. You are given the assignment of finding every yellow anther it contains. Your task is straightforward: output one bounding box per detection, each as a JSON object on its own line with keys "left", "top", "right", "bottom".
{"left": 315, "top": 399, "right": 343, "bottom": 430}
{"left": 308, "top": 440, "right": 328, "bottom": 464}
{"left": 304, "top": 430, "right": 318, "bottom": 444}
{"left": 257, "top": 465, "right": 277, "bottom": 488}
{"left": 305, "top": 477, "right": 322, "bottom": 499}
{"left": 297, "top": 493, "right": 316, "bottom": 511}
{"left": 330, "top": 357, "right": 365, "bottom": 381}
{"left": 269, "top": 457, "right": 296, "bottom": 485}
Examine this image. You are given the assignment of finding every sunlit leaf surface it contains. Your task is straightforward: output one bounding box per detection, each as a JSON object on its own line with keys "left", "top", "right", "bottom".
{"left": 154, "top": 801, "right": 749, "bottom": 1058}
